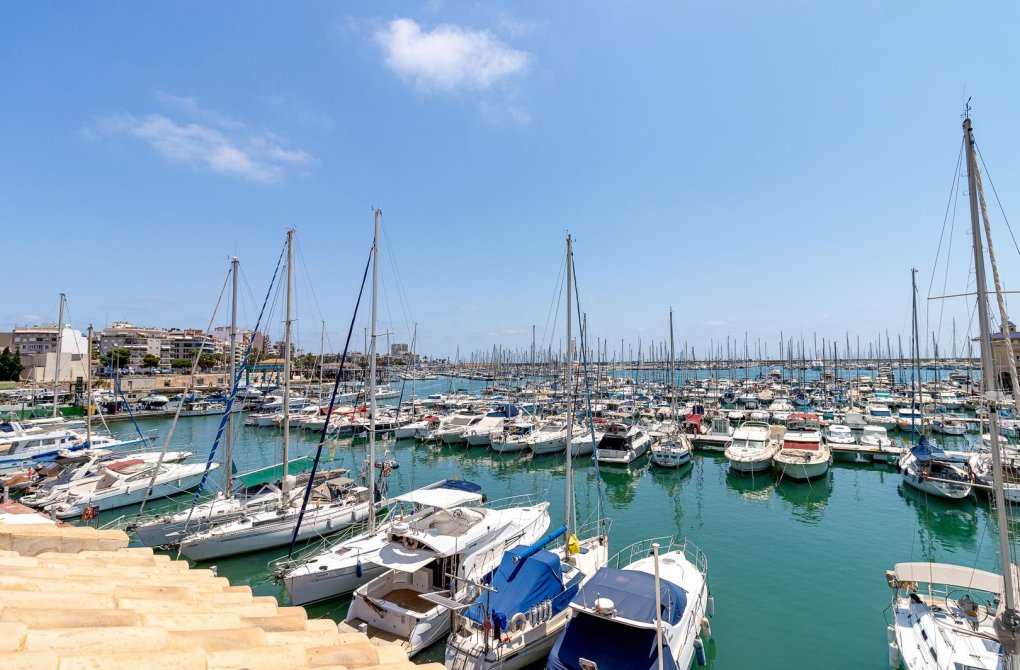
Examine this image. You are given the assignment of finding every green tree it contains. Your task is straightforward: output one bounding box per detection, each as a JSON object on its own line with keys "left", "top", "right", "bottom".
{"left": 0, "top": 347, "right": 14, "bottom": 381}
{"left": 10, "top": 349, "right": 22, "bottom": 381}
{"left": 171, "top": 359, "right": 191, "bottom": 370}
{"left": 141, "top": 354, "right": 162, "bottom": 369}
{"left": 101, "top": 348, "right": 132, "bottom": 369}
{"left": 197, "top": 352, "right": 222, "bottom": 371}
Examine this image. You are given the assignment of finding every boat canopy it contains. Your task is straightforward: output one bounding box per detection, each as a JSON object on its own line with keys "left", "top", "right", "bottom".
{"left": 683, "top": 414, "right": 703, "bottom": 424}
{"left": 392, "top": 486, "right": 482, "bottom": 509}
{"left": 464, "top": 546, "right": 573, "bottom": 626}
{"left": 571, "top": 567, "right": 686, "bottom": 627}
{"left": 894, "top": 562, "right": 1003, "bottom": 594}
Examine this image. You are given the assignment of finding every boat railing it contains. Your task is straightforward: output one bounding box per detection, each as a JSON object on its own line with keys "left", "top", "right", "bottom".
{"left": 486, "top": 491, "right": 546, "bottom": 511}
{"left": 268, "top": 506, "right": 395, "bottom": 576}
{"left": 609, "top": 536, "right": 709, "bottom": 575}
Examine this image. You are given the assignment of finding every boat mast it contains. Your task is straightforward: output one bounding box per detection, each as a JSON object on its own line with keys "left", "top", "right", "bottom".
{"left": 669, "top": 308, "right": 676, "bottom": 420}
{"left": 226, "top": 256, "right": 239, "bottom": 495}
{"left": 85, "top": 325, "right": 93, "bottom": 445}
{"left": 652, "top": 542, "right": 665, "bottom": 670}
{"left": 282, "top": 230, "right": 294, "bottom": 499}
{"left": 564, "top": 233, "right": 575, "bottom": 541}
{"left": 910, "top": 268, "right": 922, "bottom": 441}
{"left": 53, "top": 292, "right": 65, "bottom": 418}
{"left": 368, "top": 210, "right": 381, "bottom": 533}
{"left": 964, "top": 113, "right": 1020, "bottom": 646}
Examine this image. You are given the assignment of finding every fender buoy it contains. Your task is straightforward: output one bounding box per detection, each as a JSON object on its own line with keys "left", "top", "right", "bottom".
{"left": 509, "top": 613, "right": 527, "bottom": 633}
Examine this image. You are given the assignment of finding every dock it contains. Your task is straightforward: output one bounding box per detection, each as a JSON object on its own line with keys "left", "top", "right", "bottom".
{"left": 0, "top": 502, "right": 440, "bottom": 670}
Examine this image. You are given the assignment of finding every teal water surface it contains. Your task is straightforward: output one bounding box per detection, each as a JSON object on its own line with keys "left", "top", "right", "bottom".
{"left": 92, "top": 380, "right": 1009, "bottom": 670}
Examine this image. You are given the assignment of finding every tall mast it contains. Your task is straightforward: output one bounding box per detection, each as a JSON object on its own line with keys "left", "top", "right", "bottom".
{"left": 282, "top": 230, "right": 294, "bottom": 497}
{"left": 964, "top": 114, "right": 1019, "bottom": 630}
{"left": 85, "top": 325, "right": 93, "bottom": 445}
{"left": 226, "top": 257, "right": 239, "bottom": 495}
{"left": 669, "top": 308, "right": 676, "bottom": 416}
{"left": 368, "top": 210, "right": 381, "bottom": 533}
{"left": 564, "top": 234, "right": 574, "bottom": 540}
{"left": 53, "top": 292, "right": 65, "bottom": 418}
{"left": 911, "top": 268, "right": 922, "bottom": 439}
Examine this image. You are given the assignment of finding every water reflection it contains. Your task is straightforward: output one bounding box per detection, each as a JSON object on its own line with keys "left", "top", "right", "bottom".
{"left": 724, "top": 467, "right": 775, "bottom": 503}
{"left": 898, "top": 483, "right": 978, "bottom": 555}
{"left": 774, "top": 473, "right": 833, "bottom": 524}
{"left": 599, "top": 463, "right": 643, "bottom": 507}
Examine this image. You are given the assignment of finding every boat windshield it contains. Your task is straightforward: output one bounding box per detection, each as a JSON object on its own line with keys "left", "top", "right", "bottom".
{"left": 870, "top": 408, "right": 891, "bottom": 417}
{"left": 731, "top": 438, "right": 766, "bottom": 449}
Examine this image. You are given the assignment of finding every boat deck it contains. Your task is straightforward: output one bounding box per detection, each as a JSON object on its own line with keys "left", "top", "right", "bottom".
{"left": 383, "top": 587, "right": 436, "bottom": 614}
{"left": 346, "top": 618, "right": 412, "bottom": 649}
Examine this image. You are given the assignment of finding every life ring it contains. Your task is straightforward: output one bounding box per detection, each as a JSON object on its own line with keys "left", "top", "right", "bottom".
{"left": 509, "top": 613, "right": 527, "bottom": 633}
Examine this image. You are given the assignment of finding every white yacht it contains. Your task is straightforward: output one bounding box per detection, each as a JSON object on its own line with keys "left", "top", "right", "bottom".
{"left": 437, "top": 412, "right": 488, "bottom": 445}
{"left": 887, "top": 563, "right": 1005, "bottom": 670}
{"left": 547, "top": 537, "right": 713, "bottom": 670}
{"left": 725, "top": 421, "right": 782, "bottom": 474}
{"left": 864, "top": 402, "right": 898, "bottom": 429}
{"left": 650, "top": 433, "right": 693, "bottom": 468}
{"left": 178, "top": 474, "right": 372, "bottom": 561}
{"left": 45, "top": 456, "right": 211, "bottom": 519}
{"left": 525, "top": 419, "right": 571, "bottom": 456}
{"left": 773, "top": 413, "right": 830, "bottom": 480}
{"left": 345, "top": 500, "right": 551, "bottom": 655}
{"left": 20, "top": 450, "right": 191, "bottom": 508}
{"left": 594, "top": 423, "right": 652, "bottom": 465}
{"left": 281, "top": 480, "right": 486, "bottom": 606}
{"left": 825, "top": 424, "right": 856, "bottom": 445}
{"left": 0, "top": 419, "right": 147, "bottom": 473}
{"left": 898, "top": 438, "right": 972, "bottom": 500}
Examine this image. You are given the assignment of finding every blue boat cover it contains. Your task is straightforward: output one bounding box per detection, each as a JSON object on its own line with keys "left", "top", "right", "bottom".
{"left": 910, "top": 435, "right": 943, "bottom": 462}
{"left": 547, "top": 611, "right": 679, "bottom": 670}
{"left": 572, "top": 567, "right": 687, "bottom": 626}
{"left": 464, "top": 547, "right": 574, "bottom": 625}
{"left": 487, "top": 404, "right": 520, "bottom": 418}
{"left": 440, "top": 479, "right": 482, "bottom": 493}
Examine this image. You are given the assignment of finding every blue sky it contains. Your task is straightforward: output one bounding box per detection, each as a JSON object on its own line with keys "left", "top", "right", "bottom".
{"left": 3, "top": 2, "right": 1020, "bottom": 360}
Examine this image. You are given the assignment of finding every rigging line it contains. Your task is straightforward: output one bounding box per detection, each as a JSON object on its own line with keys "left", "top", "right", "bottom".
{"left": 380, "top": 224, "right": 415, "bottom": 338}
{"left": 927, "top": 138, "right": 966, "bottom": 300}
{"left": 538, "top": 255, "right": 567, "bottom": 357}
{"left": 976, "top": 144, "right": 1020, "bottom": 262}
{"left": 135, "top": 265, "right": 232, "bottom": 517}
{"left": 936, "top": 166, "right": 962, "bottom": 340}
{"left": 167, "top": 239, "right": 287, "bottom": 530}
{"left": 288, "top": 246, "right": 374, "bottom": 557}
{"left": 294, "top": 238, "right": 327, "bottom": 326}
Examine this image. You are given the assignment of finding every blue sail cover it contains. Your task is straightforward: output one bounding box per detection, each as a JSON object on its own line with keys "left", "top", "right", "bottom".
{"left": 440, "top": 479, "right": 482, "bottom": 493}
{"left": 910, "top": 435, "right": 943, "bottom": 463}
{"left": 464, "top": 546, "right": 573, "bottom": 625}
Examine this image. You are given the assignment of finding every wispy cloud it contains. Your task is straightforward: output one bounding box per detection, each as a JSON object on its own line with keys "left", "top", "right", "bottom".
{"left": 94, "top": 97, "right": 313, "bottom": 183}
{"left": 374, "top": 18, "right": 529, "bottom": 92}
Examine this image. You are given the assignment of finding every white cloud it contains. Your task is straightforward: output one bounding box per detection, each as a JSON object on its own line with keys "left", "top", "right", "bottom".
{"left": 374, "top": 18, "right": 528, "bottom": 92}
{"left": 96, "top": 98, "right": 313, "bottom": 183}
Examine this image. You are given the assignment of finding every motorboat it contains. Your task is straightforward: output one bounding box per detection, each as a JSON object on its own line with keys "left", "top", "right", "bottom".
{"left": 345, "top": 500, "right": 551, "bottom": 655}
{"left": 825, "top": 424, "right": 856, "bottom": 445}
{"left": 725, "top": 421, "right": 782, "bottom": 474}
{"left": 864, "top": 402, "right": 898, "bottom": 429}
{"left": 773, "top": 413, "right": 830, "bottom": 480}
{"left": 281, "top": 479, "right": 485, "bottom": 606}
{"left": 650, "top": 433, "right": 693, "bottom": 468}
{"left": 595, "top": 423, "right": 652, "bottom": 466}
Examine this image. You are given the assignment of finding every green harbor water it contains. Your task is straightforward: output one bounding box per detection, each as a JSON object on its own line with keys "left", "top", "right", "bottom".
{"left": 86, "top": 377, "right": 1009, "bottom": 670}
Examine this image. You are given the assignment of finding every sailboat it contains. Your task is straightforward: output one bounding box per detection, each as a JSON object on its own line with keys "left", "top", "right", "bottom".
{"left": 178, "top": 229, "right": 373, "bottom": 561}
{"left": 651, "top": 308, "right": 694, "bottom": 469}
{"left": 445, "top": 234, "right": 609, "bottom": 670}
{"left": 548, "top": 538, "right": 714, "bottom": 670}
{"left": 898, "top": 269, "right": 972, "bottom": 500}
{"left": 887, "top": 110, "right": 1020, "bottom": 669}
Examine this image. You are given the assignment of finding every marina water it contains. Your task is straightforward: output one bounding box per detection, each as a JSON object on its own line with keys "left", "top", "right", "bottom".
{"left": 89, "top": 373, "right": 1003, "bottom": 670}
